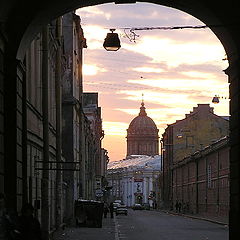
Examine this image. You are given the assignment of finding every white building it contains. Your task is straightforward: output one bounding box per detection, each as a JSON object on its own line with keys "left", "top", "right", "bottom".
{"left": 107, "top": 155, "right": 161, "bottom": 207}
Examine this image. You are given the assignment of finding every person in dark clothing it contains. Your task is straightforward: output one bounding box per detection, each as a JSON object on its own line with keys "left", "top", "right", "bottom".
{"left": 18, "top": 203, "right": 42, "bottom": 240}
{"left": 103, "top": 202, "right": 109, "bottom": 218}
{"left": 0, "top": 193, "right": 21, "bottom": 240}
{"left": 109, "top": 202, "right": 114, "bottom": 218}
{"left": 0, "top": 193, "right": 7, "bottom": 240}
{"left": 175, "top": 201, "right": 179, "bottom": 213}
{"left": 178, "top": 202, "right": 182, "bottom": 213}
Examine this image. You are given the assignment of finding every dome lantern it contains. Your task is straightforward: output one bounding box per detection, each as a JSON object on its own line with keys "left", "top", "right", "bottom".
{"left": 139, "top": 100, "right": 147, "bottom": 116}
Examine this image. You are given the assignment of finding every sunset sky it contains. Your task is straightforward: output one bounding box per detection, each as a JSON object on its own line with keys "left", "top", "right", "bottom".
{"left": 76, "top": 3, "right": 229, "bottom": 162}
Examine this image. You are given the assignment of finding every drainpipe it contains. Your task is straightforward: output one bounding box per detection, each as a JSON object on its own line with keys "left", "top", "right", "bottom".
{"left": 195, "top": 158, "right": 199, "bottom": 214}
{"left": 55, "top": 17, "right": 63, "bottom": 229}
{"left": 160, "top": 139, "right": 164, "bottom": 205}
{"left": 41, "top": 25, "right": 50, "bottom": 240}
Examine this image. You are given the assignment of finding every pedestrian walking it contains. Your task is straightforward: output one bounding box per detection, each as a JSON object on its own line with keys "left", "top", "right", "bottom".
{"left": 178, "top": 202, "right": 182, "bottom": 213}
{"left": 103, "top": 202, "right": 109, "bottom": 218}
{"left": 175, "top": 201, "right": 179, "bottom": 213}
{"left": 109, "top": 202, "right": 114, "bottom": 218}
{"left": 18, "top": 203, "right": 42, "bottom": 240}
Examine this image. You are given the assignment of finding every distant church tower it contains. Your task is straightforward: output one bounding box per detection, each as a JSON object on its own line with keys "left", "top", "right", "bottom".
{"left": 126, "top": 100, "right": 159, "bottom": 157}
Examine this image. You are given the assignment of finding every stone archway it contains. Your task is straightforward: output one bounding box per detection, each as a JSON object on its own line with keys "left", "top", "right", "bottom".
{"left": 2, "top": 0, "right": 239, "bottom": 63}
{"left": 1, "top": 0, "right": 240, "bottom": 239}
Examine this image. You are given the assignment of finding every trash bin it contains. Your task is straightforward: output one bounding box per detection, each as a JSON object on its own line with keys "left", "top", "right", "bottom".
{"left": 74, "top": 200, "right": 87, "bottom": 227}
{"left": 74, "top": 199, "right": 104, "bottom": 228}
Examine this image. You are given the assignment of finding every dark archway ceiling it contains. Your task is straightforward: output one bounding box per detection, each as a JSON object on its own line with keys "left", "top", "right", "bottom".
{"left": 1, "top": 0, "right": 240, "bottom": 62}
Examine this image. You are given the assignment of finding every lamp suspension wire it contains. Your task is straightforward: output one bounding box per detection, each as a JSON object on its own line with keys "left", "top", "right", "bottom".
{"left": 106, "top": 24, "right": 210, "bottom": 40}
{"left": 106, "top": 23, "right": 233, "bottom": 42}
{"left": 121, "top": 25, "right": 209, "bottom": 31}
{"left": 114, "top": 22, "right": 240, "bottom": 31}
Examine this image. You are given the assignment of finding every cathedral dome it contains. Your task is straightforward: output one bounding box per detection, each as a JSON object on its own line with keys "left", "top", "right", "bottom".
{"left": 127, "top": 102, "right": 158, "bottom": 136}
{"left": 126, "top": 101, "right": 159, "bottom": 156}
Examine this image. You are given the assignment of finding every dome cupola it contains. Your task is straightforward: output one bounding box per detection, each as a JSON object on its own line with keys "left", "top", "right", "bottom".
{"left": 126, "top": 100, "right": 159, "bottom": 157}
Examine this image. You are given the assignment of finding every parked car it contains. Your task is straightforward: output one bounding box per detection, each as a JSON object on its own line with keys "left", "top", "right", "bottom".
{"left": 132, "top": 203, "right": 144, "bottom": 210}
{"left": 113, "top": 202, "right": 121, "bottom": 212}
{"left": 116, "top": 205, "right": 128, "bottom": 216}
{"left": 143, "top": 203, "right": 150, "bottom": 210}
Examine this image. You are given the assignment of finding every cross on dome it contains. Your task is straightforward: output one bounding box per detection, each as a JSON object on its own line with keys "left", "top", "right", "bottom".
{"left": 139, "top": 93, "right": 147, "bottom": 116}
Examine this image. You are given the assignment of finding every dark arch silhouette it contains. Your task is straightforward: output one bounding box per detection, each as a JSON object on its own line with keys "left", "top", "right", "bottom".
{"left": 1, "top": 1, "right": 240, "bottom": 239}
{"left": 1, "top": 0, "right": 239, "bottom": 63}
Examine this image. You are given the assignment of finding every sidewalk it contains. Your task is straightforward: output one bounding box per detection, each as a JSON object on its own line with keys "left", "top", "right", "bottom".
{"left": 52, "top": 217, "right": 116, "bottom": 240}
{"left": 52, "top": 210, "right": 228, "bottom": 240}
{"left": 160, "top": 210, "right": 228, "bottom": 226}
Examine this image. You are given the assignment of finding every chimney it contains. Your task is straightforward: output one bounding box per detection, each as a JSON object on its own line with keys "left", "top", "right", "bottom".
{"left": 194, "top": 104, "right": 214, "bottom": 113}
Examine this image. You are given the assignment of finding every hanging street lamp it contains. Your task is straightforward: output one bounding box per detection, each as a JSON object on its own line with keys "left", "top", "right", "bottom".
{"left": 102, "top": 23, "right": 227, "bottom": 52}
{"left": 212, "top": 95, "right": 220, "bottom": 104}
{"left": 103, "top": 29, "right": 121, "bottom": 51}
{"left": 212, "top": 95, "right": 228, "bottom": 104}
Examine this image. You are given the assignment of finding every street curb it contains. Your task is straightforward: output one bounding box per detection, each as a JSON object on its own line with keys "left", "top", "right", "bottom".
{"left": 161, "top": 210, "right": 228, "bottom": 227}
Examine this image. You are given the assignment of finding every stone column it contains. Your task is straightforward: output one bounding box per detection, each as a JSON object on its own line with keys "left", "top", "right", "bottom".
{"left": 146, "top": 177, "right": 149, "bottom": 199}
{"left": 55, "top": 17, "right": 63, "bottom": 228}
{"left": 131, "top": 178, "right": 135, "bottom": 206}
{"left": 0, "top": 34, "right": 4, "bottom": 195}
{"left": 124, "top": 177, "right": 127, "bottom": 205}
{"left": 41, "top": 25, "right": 50, "bottom": 240}
{"left": 149, "top": 177, "right": 153, "bottom": 207}
{"left": 143, "top": 177, "right": 147, "bottom": 203}
{"left": 4, "top": 53, "right": 26, "bottom": 212}
{"left": 125, "top": 178, "right": 128, "bottom": 206}
{"left": 149, "top": 176, "right": 153, "bottom": 192}
{"left": 128, "top": 178, "right": 131, "bottom": 206}
{"left": 224, "top": 60, "right": 240, "bottom": 239}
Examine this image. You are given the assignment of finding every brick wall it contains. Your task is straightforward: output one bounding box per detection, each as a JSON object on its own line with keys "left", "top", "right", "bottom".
{"left": 172, "top": 137, "right": 229, "bottom": 220}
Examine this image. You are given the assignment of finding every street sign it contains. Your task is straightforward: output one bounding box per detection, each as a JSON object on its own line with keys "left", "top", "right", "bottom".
{"left": 95, "top": 189, "right": 103, "bottom": 197}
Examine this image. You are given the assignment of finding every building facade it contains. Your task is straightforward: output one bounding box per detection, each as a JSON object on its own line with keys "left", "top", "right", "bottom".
{"left": 171, "top": 137, "right": 229, "bottom": 222}
{"left": 25, "top": 19, "right": 64, "bottom": 232}
{"left": 126, "top": 101, "right": 159, "bottom": 157}
{"left": 83, "top": 92, "right": 105, "bottom": 200}
{"left": 13, "top": 11, "right": 108, "bottom": 235}
{"left": 107, "top": 155, "right": 161, "bottom": 207}
{"left": 161, "top": 104, "right": 229, "bottom": 221}
{"left": 61, "top": 12, "right": 87, "bottom": 223}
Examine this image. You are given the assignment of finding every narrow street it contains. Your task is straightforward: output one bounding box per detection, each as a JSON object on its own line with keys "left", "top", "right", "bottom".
{"left": 53, "top": 210, "right": 228, "bottom": 240}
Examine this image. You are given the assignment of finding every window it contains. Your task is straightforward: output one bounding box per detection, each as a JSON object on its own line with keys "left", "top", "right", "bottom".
{"left": 186, "top": 136, "right": 194, "bottom": 148}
